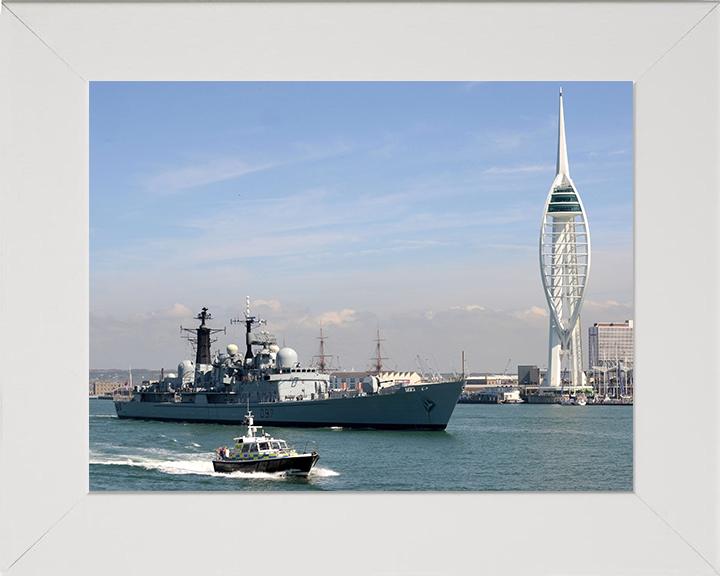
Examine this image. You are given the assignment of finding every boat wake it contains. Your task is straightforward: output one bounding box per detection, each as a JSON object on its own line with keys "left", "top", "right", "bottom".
{"left": 309, "top": 467, "right": 339, "bottom": 478}
{"left": 90, "top": 456, "right": 215, "bottom": 476}
{"left": 90, "top": 456, "right": 337, "bottom": 480}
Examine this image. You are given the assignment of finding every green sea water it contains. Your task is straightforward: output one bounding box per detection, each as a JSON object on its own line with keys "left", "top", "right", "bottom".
{"left": 90, "top": 398, "right": 632, "bottom": 491}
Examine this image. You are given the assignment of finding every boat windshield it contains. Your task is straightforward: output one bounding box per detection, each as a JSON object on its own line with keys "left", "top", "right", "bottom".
{"left": 258, "top": 442, "right": 270, "bottom": 451}
{"left": 271, "top": 442, "right": 281, "bottom": 450}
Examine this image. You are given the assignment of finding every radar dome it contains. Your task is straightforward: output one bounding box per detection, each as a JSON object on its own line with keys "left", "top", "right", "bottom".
{"left": 178, "top": 360, "right": 194, "bottom": 374}
{"left": 277, "top": 348, "right": 299, "bottom": 369}
{"left": 227, "top": 344, "right": 239, "bottom": 356}
{"left": 269, "top": 345, "right": 280, "bottom": 354}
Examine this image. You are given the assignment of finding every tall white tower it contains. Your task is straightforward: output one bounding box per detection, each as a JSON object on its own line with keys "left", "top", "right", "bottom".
{"left": 539, "top": 89, "right": 591, "bottom": 392}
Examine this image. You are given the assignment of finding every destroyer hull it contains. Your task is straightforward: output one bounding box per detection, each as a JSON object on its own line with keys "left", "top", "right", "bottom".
{"left": 115, "top": 380, "right": 464, "bottom": 430}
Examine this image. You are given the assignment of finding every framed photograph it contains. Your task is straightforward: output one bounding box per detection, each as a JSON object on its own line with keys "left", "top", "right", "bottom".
{"left": 1, "top": 2, "right": 717, "bottom": 575}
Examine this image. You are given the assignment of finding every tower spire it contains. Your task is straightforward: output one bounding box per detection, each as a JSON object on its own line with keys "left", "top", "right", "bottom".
{"left": 556, "top": 88, "right": 570, "bottom": 178}
{"left": 539, "top": 89, "right": 591, "bottom": 393}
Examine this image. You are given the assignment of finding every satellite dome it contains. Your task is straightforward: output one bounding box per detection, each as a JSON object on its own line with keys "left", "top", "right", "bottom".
{"left": 277, "top": 348, "right": 299, "bottom": 369}
{"left": 227, "top": 344, "right": 239, "bottom": 356}
{"left": 269, "top": 345, "right": 280, "bottom": 354}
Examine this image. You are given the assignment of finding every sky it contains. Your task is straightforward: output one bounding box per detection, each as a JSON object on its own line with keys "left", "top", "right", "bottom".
{"left": 90, "top": 81, "right": 633, "bottom": 374}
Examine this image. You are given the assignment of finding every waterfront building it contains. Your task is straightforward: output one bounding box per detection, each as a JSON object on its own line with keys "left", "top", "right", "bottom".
{"left": 538, "top": 89, "right": 591, "bottom": 392}
{"left": 91, "top": 380, "right": 126, "bottom": 396}
{"left": 589, "top": 320, "right": 633, "bottom": 396}
{"left": 518, "top": 365, "right": 540, "bottom": 386}
{"left": 588, "top": 320, "right": 633, "bottom": 368}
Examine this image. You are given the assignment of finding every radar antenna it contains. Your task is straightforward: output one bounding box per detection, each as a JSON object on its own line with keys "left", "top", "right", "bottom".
{"left": 230, "top": 296, "right": 268, "bottom": 361}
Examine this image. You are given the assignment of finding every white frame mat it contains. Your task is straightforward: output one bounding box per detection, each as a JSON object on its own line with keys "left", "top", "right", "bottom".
{"left": 1, "top": 2, "right": 719, "bottom": 575}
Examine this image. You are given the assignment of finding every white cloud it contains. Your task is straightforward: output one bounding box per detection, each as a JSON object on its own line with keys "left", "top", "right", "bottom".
{"left": 130, "top": 303, "right": 196, "bottom": 321}
{"left": 483, "top": 165, "right": 551, "bottom": 175}
{"left": 512, "top": 306, "right": 549, "bottom": 320}
{"left": 252, "top": 299, "right": 282, "bottom": 312}
{"left": 450, "top": 304, "right": 486, "bottom": 312}
{"left": 315, "top": 309, "right": 357, "bottom": 326}
{"left": 143, "top": 157, "right": 277, "bottom": 193}
{"left": 161, "top": 303, "right": 195, "bottom": 318}
{"left": 582, "top": 300, "right": 634, "bottom": 318}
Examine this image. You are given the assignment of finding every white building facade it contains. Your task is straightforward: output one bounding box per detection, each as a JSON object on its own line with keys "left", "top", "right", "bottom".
{"left": 538, "top": 89, "right": 591, "bottom": 392}
{"left": 588, "top": 321, "right": 633, "bottom": 369}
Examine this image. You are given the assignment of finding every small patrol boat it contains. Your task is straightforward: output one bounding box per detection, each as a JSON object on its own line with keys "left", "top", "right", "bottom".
{"left": 213, "top": 409, "right": 319, "bottom": 476}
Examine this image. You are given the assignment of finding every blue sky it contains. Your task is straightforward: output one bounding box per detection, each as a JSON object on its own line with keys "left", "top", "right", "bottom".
{"left": 90, "top": 81, "right": 633, "bottom": 373}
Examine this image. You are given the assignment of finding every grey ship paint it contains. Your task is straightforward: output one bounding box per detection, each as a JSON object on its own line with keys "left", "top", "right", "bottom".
{"left": 115, "top": 302, "right": 464, "bottom": 430}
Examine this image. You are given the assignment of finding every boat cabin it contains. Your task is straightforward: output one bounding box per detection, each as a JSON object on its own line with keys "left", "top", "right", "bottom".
{"left": 233, "top": 437, "right": 290, "bottom": 454}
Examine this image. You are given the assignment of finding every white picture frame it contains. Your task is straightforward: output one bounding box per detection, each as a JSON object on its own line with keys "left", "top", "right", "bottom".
{"left": 1, "top": 2, "right": 718, "bottom": 574}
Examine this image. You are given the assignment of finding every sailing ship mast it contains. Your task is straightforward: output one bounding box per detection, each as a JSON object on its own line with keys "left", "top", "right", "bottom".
{"left": 372, "top": 324, "right": 388, "bottom": 375}
{"left": 312, "top": 322, "right": 334, "bottom": 374}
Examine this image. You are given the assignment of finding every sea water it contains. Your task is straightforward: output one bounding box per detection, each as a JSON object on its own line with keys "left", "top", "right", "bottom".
{"left": 90, "top": 398, "right": 632, "bottom": 491}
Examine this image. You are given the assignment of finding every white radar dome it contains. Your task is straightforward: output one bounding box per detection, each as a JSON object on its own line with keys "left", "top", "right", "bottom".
{"left": 178, "top": 360, "right": 194, "bottom": 374}
{"left": 277, "top": 348, "right": 299, "bottom": 369}
{"left": 269, "top": 345, "right": 280, "bottom": 354}
{"left": 227, "top": 344, "right": 239, "bottom": 356}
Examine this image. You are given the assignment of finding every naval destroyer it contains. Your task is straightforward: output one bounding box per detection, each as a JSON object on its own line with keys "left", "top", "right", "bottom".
{"left": 115, "top": 303, "right": 465, "bottom": 430}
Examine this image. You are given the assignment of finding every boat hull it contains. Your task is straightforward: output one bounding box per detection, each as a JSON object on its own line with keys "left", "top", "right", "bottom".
{"left": 115, "top": 380, "right": 464, "bottom": 430}
{"left": 213, "top": 452, "right": 319, "bottom": 475}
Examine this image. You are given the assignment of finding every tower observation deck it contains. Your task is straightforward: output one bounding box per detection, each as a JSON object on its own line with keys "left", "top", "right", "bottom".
{"left": 538, "top": 89, "right": 591, "bottom": 392}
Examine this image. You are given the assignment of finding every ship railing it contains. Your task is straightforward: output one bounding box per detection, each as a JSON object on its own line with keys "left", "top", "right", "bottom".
{"left": 297, "top": 441, "right": 319, "bottom": 455}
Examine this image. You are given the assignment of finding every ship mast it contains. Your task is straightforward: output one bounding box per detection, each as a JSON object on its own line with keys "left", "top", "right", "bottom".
{"left": 230, "top": 296, "right": 267, "bottom": 363}
{"left": 312, "top": 322, "right": 334, "bottom": 374}
{"left": 373, "top": 324, "right": 388, "bottom": 375}
{"left": 181, "top": 307, "right": 225, "bottom": 365}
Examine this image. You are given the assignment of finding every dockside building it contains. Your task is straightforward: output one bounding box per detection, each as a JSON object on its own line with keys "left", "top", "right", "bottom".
{"left": 588, "top": 320, "right": 633, "bottom": 369}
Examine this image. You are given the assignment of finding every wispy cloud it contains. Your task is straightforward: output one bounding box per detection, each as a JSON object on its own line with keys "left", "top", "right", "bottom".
{"left": 487, "top": 243, "right": 536, "bottom": 251}
{"left": 359, "top": 240, "right": 444, "bottom": 256}
{"left": 142, "top": 157, "right": 278, "bottom": 193}
{"left": 583, "top": 300, "right": 634, "bottom": 313}
{"left": 483, "top": 165, "right": 551, "bottom": 175}
{"left": 315, "top": 309, "right": 357, "bottom": 326}
{"left": 512, "top": 306, "right": 549, "bottom": 320}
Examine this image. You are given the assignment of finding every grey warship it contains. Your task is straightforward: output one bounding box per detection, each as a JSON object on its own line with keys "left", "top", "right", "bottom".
{"left": 115, "top": 303, "right": 465, "bottom": 430}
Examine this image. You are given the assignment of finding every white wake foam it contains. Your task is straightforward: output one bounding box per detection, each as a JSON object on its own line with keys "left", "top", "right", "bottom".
{"left": 311, "top": 467, "right": 340, "bottom": 477}
{"left": 90, "top": 456, "right": 335, "bottom": 480}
